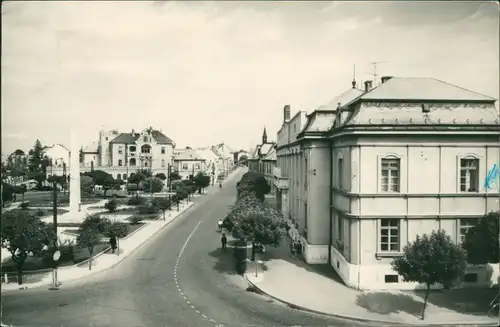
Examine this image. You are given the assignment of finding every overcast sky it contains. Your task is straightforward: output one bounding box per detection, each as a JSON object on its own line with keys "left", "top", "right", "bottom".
{"left": 2, "top": 1, "right": 499, "bottom": 154}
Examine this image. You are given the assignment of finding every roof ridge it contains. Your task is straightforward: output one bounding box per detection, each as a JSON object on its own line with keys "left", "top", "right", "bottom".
{"left": 430, "top": 78, "right": 496, "bottom": 101}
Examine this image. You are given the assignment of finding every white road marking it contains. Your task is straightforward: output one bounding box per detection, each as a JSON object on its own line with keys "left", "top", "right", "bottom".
{"left": 175, "top": 220, "right": 222, "bottom": 325}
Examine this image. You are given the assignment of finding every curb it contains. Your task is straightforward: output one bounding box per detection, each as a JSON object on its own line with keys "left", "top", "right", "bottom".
{"left": 244, "top": 275, "right": 498, "bottom": 327}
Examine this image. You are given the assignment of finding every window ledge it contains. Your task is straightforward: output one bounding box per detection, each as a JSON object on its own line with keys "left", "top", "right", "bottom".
{"left": 376, "top": 252, "right": 403, "bottom": 259}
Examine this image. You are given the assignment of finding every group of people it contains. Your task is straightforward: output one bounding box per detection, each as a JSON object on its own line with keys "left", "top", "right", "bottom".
{"left": 290, "top": 239, "right": 303, "bottom": 258}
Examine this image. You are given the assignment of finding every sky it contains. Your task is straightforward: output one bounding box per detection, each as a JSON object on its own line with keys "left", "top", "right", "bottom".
{"left": 2, "top": 1, "right": 499, "bottom": 154}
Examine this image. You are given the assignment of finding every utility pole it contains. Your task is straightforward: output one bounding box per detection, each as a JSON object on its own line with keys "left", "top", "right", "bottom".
{"left": 369, "top": 60, "right": 387, "bottom": 86}
{"left": 50, "top": 180, "right": 59, "bottom": 290}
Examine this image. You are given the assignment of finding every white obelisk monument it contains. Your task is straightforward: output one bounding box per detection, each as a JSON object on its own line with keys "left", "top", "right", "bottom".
{"left": 69, "top": 130, "right": 81, "bottom": 213}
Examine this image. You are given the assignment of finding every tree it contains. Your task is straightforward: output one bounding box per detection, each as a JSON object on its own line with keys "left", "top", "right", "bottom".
{"left": 143, "top": 177, "right": 164, "bottom": 193}
{"left": 2, "top": 183, "right": 16, "bottom": 205}
{"left": 237, "top": 172, "right": 271, "bottom": 201}
{"left": 76, "top": 215, "right": 111, "bottom": 270}
{"left": 19, "top": 184, "right": 27, "bottom": 203}
{"left": 462, "top": 212, "right": 499, "bottom": 265}
{"left": 28, "top": 140, "right": 44, "bottom": 173}
{"left": 155, "top": 173, "right": 167, "bottom": 180}
{"left": 80, "top": 175, "right": 94, "bottom": 196}
{"left": 83, "top": 170, "right": 116, "bottom": 196}
{"left": 169, "top": 171, "right": 181, "bottom": 181}
{"left": 104, "top": 199, "right": 118, "bottom": 213}
{"left": 194, "top": 172, "right": 211, "bottom": 193}
{"left": 391, "top": 229, "right": 467, "bottom": 320}
{"left": 104, "top": 221, "right": 128, "bottom": 254}
{"left": 156, "top": 197, "right": 172, "bottom": 219}
{"left": 1, "top": 210, "right": 53, "bottom": 284}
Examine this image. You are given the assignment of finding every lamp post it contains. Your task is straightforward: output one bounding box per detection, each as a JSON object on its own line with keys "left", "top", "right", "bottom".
{"left": 49, "top": 180, "right": 60, "bottom": 290}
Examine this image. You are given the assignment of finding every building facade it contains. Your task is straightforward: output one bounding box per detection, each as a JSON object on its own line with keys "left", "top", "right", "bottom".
{"left": 49, "top": 127, "right": 176, "bottom": 182}
{"left": 275, "top": 77, "right": 500, "bottom": 290}
{"left": 249, "top": 128, "right": 277, "bottom": 193}
{"left": 43, "top": 144, "right": 69, "bottom": 168}
{"left": 173, "top": 148, "right": 207, "bottom": 180}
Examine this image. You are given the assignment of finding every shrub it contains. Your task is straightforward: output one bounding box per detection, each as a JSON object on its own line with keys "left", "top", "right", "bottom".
{"left": 104, "top": 199, "right": 118, "bottom": 213}
{"left": 19, "top": 201, "right": 30, "bottom": 209}
{"left": 130, "top": 216, "right": 144, "bottom": 225}
{"left": 127, "top": 196, "right": 145, "bottom": 206}
{"left": 138, "top": 204, "right": 158, "bottom": 214}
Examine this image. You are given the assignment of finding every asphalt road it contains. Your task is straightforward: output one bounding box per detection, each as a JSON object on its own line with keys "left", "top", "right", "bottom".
{"left": 1, "top": 169, "right": 367, "bottom": 327}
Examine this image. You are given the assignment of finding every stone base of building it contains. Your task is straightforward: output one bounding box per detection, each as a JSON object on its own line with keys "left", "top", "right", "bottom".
{"left": 300, "top": 238, "right": 329, "bottom": 264}
{"left": 330, "top": 246, "right": 500, "bottom": 290}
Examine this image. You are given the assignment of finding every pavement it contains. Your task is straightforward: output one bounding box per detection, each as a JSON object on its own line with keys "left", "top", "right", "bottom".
{"left": 245, "top": 235, "right": 499, "bottom": 326}
{"left": 1, "top": 167, "right": 372, "bottom": 327}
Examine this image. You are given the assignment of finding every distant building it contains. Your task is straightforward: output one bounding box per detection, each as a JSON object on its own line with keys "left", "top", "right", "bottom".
{"left": 211, "top": 142, "right": 236, "bottom": 177}
{"left": 49, "top": 127, "right": 176, "bottom": 183}
{"left": 249, "top": 128, "right": 277, "bottom": 193}
{"left": 173, "top": 147, "right": 206, "bottom": 180}
{"left": 43, "top": 144, "right": 69, "bottom": 168}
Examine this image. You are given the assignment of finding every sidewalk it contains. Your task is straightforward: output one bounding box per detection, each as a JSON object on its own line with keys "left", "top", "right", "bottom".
{"left": 1, "top": 200, "right": 196, "bottom": 292}
{"left": 245, "top": 236, "right": 498, "bottom": 326}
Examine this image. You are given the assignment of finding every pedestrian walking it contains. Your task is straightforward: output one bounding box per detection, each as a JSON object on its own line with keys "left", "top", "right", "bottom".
{"left": 109, "top": 236, "right": 117, "bottom": 254}
{"left": 290, "top": 240, "right": 296, "bottom": 258}
{"left": 296, "top": 240, "right": 302, "bottom": 257}
{"left": 219, "top": 182, "right": 222, "bottom": 188}
{"left": 221, "top": 233, "right": 227, "bottom": 251}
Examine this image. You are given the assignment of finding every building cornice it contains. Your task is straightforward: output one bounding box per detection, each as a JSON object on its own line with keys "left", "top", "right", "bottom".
{"left": 332, "top": 187, "right": 499, "bottom": 198}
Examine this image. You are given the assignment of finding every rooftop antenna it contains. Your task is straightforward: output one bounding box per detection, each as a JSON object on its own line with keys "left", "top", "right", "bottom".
{"left": 368, "top": 61, "right": 387, "bottom": 86}
{"left": 352, "top": 64, "right": 356, "bottom": 88}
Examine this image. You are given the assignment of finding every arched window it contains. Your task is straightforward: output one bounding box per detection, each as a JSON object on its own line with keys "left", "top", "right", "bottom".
{"left": 144, "top": 161, "right": 148, "bottom": 167}
{"left": 117, "top": 174, "right": 122, "bottom": 180}
{"left": 161, "top": 159, "right": 166, "bottom": 167}
{"left": 141, "top": 145, "right": 151, "bottom": 154}
{"left": 130, "top": 158, "right": 136, "bottom": 166}
{"left": 143, "top": 136, "right": 148, "bottom": 142}
{"left": 118, "top": 159, "right": 123, "bottom": 166}
{"left": 129, "top": 146, "right": 136, "bottom": 152}
{"left": 123, "top": 174, "right": 127, "bottom": 180}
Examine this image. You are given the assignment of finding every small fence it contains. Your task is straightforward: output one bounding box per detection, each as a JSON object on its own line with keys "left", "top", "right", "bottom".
{"left": 1, "top": 268, "right": 52, "bottom": 285}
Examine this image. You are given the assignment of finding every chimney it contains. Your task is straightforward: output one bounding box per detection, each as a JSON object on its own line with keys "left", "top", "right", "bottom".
{"left": 364, "top": 80, "right": 373, "bottom": 92}
{"left": 131, "top": 129, "right": 135, "bottom": 135}
{"left": 283, "top": 105, "right": 291, "bottom": 122}
{"left": 381, "top": 76, "right": 393, "bottom": 84}
{"left": 352, "top": 80, "right": 357, "bottom": 89}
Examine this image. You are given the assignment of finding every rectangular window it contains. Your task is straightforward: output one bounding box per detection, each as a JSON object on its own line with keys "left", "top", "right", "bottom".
{"left": 459, "top": 218, "right": 476, "bottom": 243}
{"left": 195, "top": 163, "right": 201, "bottom": 170}
{"left": 381, "top": 158, "right": 400, "bottom": 192}
{"left": 182, "top": 163, "right": 188, "bottom": 170}
{"left": 118, "top": 146, "right": 123, "bottom": 154}
{"left": 337, "top": 215, "right": 343, "bottom": 241}
{"left": 338, "top": 157, "right": 344, "bottom": 189}
{"left": 161, "top": 147, "right": 166, "bottom": 154}
{"left": 380, "top": 219, "right": 400, "bottom": 252}
{"left": 460, "top": 158, "right": 479, "bottom": 192}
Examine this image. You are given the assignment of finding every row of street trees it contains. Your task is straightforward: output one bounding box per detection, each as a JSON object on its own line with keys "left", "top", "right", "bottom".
{"left": 222, "top": 171, "right": 284, "bottom": 273}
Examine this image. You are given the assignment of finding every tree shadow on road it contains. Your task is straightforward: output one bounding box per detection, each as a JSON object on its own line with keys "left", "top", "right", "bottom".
{"left": 207, "top": 247, "right": 239, "bottom": 275}
{"left": 355, "top": 291, "right": 423, "bottom": 318}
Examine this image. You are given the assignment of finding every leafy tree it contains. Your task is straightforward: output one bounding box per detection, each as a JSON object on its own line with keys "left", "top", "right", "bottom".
{"left": 80, "top": 175, "right": 94, "bottom": 196}
{"left": 1, "top": 210, "right": 53, "bottom": 284}
{"left": 155, "top": 173, "right": 167, "bottom": 180}
{"left": 76, "top": 215, "right": 111, "bottom": 270}
{"left": 462, "top": 212, "right": 499, "bottom": 265}
{"left": 104, "top": 199, "right": 118, "bottom": 213}
{"left": 229, "top": 194, "right": 285, "bottom": 247}
{"left": 104, "top": 221, "right": 128, "bottom": 254}
{"left": 169, "top": 171, "right": 181, "bottom": 181}
{"left": 143, "top": 177, "right": 164, "bottom": 193}
{"left": 194, "top": 172, "right": 211, "bottom": 193}
{"left": 237, "top": 172, "right": 271, "bottom": 201}
{"left": 83, "top": 170, "right": 117, "bottom": 196}
{"left": 176, "top": 185, "right": 189, "bottom": 201}
{"left": 391, "top": 229, "right": 467, "bottom": 320}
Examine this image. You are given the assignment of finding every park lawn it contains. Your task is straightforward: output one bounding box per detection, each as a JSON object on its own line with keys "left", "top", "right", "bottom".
{"left": 27, "top": 197, "right": 100, "bottom": 207}
{"left": 127, "top": 212, "right": 160, "bottom": 221}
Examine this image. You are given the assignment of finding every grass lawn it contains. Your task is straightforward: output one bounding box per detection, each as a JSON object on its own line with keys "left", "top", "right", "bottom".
{"left": 1, "top": 243, "right": 110, "bottom": 276}
{"left": 127, "top": 212, "right": 160, "bottom": 221}
{"left": 9, "top": 208, "right": 69, "bottom": 216}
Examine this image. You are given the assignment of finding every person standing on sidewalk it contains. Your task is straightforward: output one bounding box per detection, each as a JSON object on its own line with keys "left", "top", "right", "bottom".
{"left": 221, "top": 233, "right": 227, "bottom": 251}
{"left": 109, "top": 236, "right": 117, "bottom": 254}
